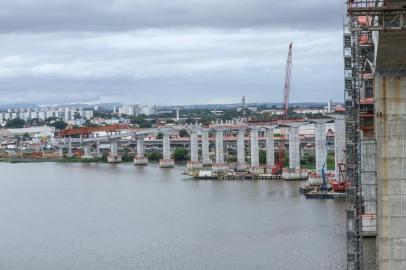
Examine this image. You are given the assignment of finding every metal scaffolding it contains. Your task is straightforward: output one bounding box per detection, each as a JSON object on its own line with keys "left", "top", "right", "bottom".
{"left": 345, "top": 1, "right": 381, "bottom": 269}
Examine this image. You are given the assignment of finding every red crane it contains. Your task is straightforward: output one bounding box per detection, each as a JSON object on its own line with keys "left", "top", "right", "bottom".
{"left": 283, "top": 42, "right": 293, "bottom": 119}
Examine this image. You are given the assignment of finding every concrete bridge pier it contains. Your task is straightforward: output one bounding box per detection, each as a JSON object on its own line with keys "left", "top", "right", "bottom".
{"left": 160, "top": 133, "right": 174, "bottom": 168}
{"left": 107, "top": 139, "right": 121, "bottom": 163}
{"left": 334, "top": 116, "right": 346, "bottom": 179}
{"left": 212, "top": 129, "right": 228, "bottom": 173}
{"left": 187, "top": 131, "right": 203, "bottom": 169}
{"left": 375, "top": 74, "right": 406, "bottom": 269}
{"left": 236, "top": 128, "right": 246, "bottom": 171}
{"left": 314, "top": 123, "right": 327, "bottom": 173}
{"left": 82, "top": 144, "right": 93, "bottom": 159}
{"left": 289, "top": 127, "right": 300, "bottom": 170}
{"left": 58, "top": 147, "right": 63, "bottom": 158}
{"left": 134, "top": 136, "right": 148, "bottom": 165}
{"left": 201, "top": 129, "right": 212, "bottom": 166}
{"left": 95, "top": 140, "right": 102, "bottom": 158}
{"left": 249, "top": 127, "right": 262, "bottom": 174}
{"left": 265, "top": 128, "right": 275, "bottom": 173}
{"left": 66, "top": 137, "right": 74, "bottom": 157}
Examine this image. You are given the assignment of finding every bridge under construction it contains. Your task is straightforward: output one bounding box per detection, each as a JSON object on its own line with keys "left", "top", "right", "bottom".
{"left": 344, "top": 0, "right": 406, "bottom": 269}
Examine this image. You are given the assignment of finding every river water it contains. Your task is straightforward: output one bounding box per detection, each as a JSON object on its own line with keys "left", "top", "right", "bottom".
{"left": 0, "top": 162, "right": 346, "bottom": 270}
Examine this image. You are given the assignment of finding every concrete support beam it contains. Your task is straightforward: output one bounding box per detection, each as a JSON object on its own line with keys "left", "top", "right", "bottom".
{"left": 375, "top": 75, "right": 406, "bottom": 269}
{"left": 289, "top": 127, "right": 300, "bottom": 170}
{"left": 108, "top": 139, "right": 121, "bottom": 163}
{"left": 67, "top": 137, "right": 73, "bottom": 157}
{"left": 95, "top": 140, "right": 102, "bottom": 158}
{"left": 160, "top": 132, "right": 174, "bottom": 168}
{"left": 82, "top": 145, "right": 92, "bottom": 159}
{"left": 236, "top": 128, "right": 246, "bottom": 171}
{"left": 315, "top": 123, "right": 327, "bottom": 173}
{"left": 334, "top": 117, "right": 346, "bottom": 179}
{"left": 250, "top": 127, "right": 261, "bottom": 173}
{"left": 201, "top": 129, "right": 212, "bottom": 166}
{"left": 212, "top": 129, "right": 228, "bottom": 172}
{"left": 187, "top": 131, "right": 203, "bottom": 169}
{"left": 265, "top": 128, "right": 275, "bottom": 170}
{"left": 134, "top": 136, "right": 148, "bottom": 165}
{"left": 58, "top": 147, "right": 63, "bottom": 158}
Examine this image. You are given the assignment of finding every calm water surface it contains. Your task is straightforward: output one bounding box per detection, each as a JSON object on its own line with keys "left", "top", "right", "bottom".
{"left": 0, "top": 163, "right": 346, "bottom": 270}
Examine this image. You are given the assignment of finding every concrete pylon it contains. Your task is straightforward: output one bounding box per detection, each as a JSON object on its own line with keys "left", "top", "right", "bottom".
{"left": 134, "top": 136, "right": 148, "bottom": 165}
{"left": 108, "top": 139, "right": 121, "bottom": 163}
{"left": 250, "top": 127, "right": 261, "bottom": 173}
{"left": 95, "top": 140, "right": 102, "bottom": 158}
{"left": 82, "top": 144, "right": 92, "bottom": 159}
{"left": 236, "top": 128, "right": 246, "bottom": 171}
{"left": 58, "top": 147, "right": 63, "bottom": 158}
{"left": 334, "top": 116, "right": 346, "bottom": 179}
{"left": 212, "top": 129, "right": 228, "bottom": 172}
{"left": 201, "top": 129, "right": 212, "bottom": 166}
{"left": 314, "top": 123, "right": 327, "bottom": 173}
{"left": 187, "top": 130, "right": 203, "bottom": 169}
{"left": 265, "top": 127, "right": 275, "bottom": 171}
{"left": 160, "top": 132, "right": 174, "bottom": 168}
{"left": 289, "top": 127, "right": 300, "bottom": 170}
{"left": 375, "top": 74, "right": 406, "bottom": 268}
{"left": 66, "top": 137, "right": 73, "bottom": 157}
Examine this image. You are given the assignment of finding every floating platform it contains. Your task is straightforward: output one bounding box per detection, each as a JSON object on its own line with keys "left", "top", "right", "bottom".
{"left": 305, "top": 190, "right": 346, "bottom": 199}
{"left": 192, "top": 171, "right": 282, "bottom": 180}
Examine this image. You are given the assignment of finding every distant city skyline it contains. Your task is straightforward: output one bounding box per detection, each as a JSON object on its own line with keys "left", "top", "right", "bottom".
{"left": 0, "top": 0, "right": 344, "bottom": 105}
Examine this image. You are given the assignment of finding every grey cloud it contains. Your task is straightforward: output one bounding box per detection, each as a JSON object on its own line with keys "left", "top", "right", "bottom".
{"left": 0, "top": 0, "right": 343, "bottom": 32}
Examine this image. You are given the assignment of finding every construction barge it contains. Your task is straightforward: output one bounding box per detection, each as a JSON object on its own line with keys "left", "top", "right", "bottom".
{"left": 190, "top": 170, "right": 289, "bottom": 181}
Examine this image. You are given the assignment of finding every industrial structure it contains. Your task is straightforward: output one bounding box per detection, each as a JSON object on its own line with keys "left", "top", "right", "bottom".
{"left": 345, "top": 1, "right": 406, "bottom": 269}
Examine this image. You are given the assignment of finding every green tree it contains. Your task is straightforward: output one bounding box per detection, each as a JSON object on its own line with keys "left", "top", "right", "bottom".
{"left": 29, "top": 118, "right": 44, "bottom": 126}
{"left": 178, "top": 129, "right": 189, "bottom": 137}
{"left": 5, "top": 118, "right": 26, "bottom": 128}
{"left": 51, "top": 120, "right": 67, "bottom": 130}
{"left": 173, "top": 148, "right": 189, "bottom": 161}
{"left": 148, "top": 151, "right": 162, "bottom": 161}
{"left": 130, "top": 115, "right": 152, "bottom": 128}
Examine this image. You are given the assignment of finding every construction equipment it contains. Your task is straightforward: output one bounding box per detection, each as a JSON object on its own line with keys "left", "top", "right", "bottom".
{"left": 272, "top": 142, "right": 285, "bottom": 175}
{"left": 331, "top": 162, "right": 351, "bottom": 192}
{"left": 283, "top": 42, "right": 293, "bottom": 119}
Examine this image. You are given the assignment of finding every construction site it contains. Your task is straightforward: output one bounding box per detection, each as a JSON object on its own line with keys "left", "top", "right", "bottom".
{"left": 344, "top": 0, "right": 406, "bottom": 269}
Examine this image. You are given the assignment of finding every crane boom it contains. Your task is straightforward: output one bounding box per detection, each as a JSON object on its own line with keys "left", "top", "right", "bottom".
{"left": 283, "top": 42, "right": 293, "bottom": 119}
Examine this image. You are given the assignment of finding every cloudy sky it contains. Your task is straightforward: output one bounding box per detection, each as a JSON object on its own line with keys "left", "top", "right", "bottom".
{"left": 0, "top": 0, "right": 344, "bottom": 106}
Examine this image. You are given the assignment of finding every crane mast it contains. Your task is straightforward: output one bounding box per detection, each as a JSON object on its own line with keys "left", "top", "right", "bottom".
{"left": 283, "top": 42, "right": 293, "bottom": 119}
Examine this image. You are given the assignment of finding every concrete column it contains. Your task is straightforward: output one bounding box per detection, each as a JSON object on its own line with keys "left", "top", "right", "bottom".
{"left": 215, "top": 129, "right": 224, "bottom": 164}
{"left": 315, "top": 123, "right": 327, "bottom": 174}
{"left": 95, "top": 140, "right": 101, "bottom": 158}
{"left": 67, "top": 137, "right": 73, "bottom": 157}
{"left": 250, "top": 127, "right": 260, "bottom": 169}
{"left": 289, "top": 127, "right": 300, "bottom": 170}
{"left": 187, "top": 131, "right": 203, "bottom": 169}
{"left": 375, "top": 75, "right": 406, "bottom": 269}
{"left": 334, "top": 117, "right": 346, "bottom": 179}
{"left": 82, "top": 145, "right": 92, "bottom": 159}
{"left": 201, "top": 129, "right": 212, "bottom": 166}
{"left": 236, "top": 128, "right": 246, "bottom": 171}
{"left": 134, "top": 136, "right": 148, "bottom": 165}
{"left": 265, "top": 128, "right": 275, "bottom": 169}
{"left": 108, "top": 139, "right": 121, "bottom": 163}
{"left": 160, "top": 132, "right": 174, "bottom": 168}
{"left": 58, "top": 147, "right": 63, "bottom": 158}
{"left": 212, "top": 129, "right": 228, "bottom": 172}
